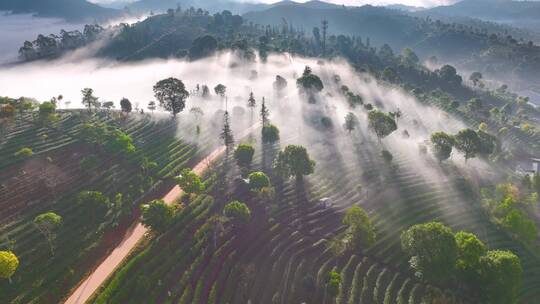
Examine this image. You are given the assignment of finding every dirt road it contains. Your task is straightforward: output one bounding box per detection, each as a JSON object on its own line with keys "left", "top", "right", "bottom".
{"left": 64, "top": 125, "right": 256, "bottom": 304}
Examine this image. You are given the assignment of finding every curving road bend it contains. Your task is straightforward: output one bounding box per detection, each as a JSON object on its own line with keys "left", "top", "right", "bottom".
{"left": 65, "top": 125, "right": 257, "bottom": 304}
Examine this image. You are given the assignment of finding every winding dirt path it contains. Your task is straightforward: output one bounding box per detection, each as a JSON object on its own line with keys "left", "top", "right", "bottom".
{"left": 64, "top": 125, "right": 258, "bottom": 304}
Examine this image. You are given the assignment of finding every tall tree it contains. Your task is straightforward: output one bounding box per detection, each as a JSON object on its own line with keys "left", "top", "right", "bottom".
{"left": 367, "top": 110, "right": 397, "bottom": 141}
{"left": 175, "top": 168, "right": 205, "bottom": 195}
{"left": 273, "top": 145, "right": 315, "bottom": 181}
{"left": 454, "top": 129, "right": 481, "bottom": 161}
{"left": 401, "top": 222, "right": 457, "bottom": 284}
{"left": 153, "top": 78, "right": 189, "bottom": 117}
{"left": 260, "top": 97, "right": 269, "bottom": 126}
{"left": 214, "top": 84, "right": 227, "bottom": 99}
{"left": 321, "top": 19, "right": 328, "bottom": 56}
{"left": 234, "top": 144, "right": 255, "bottom": 167}
{"left": 34, "top": 212, "right": 63, "bottom": 255}
{"left": 81, "top": 88, "right": 98, "bottom": 112}
{"left": 220, "top": 111, "right": 234, "bottom": 150}
{"left": 147, "top": 101, "right": 156, "bottom": 113}
{"left": 430, "top": 132, "right": 455, "bottom": 162}
{"left": 120, "top": 98, "right": 132, "bottom": 114}
{"left": 140, "top": 200, "right": 175, "bottom": 233}
{"left": 343, "top": 206, "right": 376, "bottom": 250}
{"left": 478, "top": 250, "right": 522, "bottom": 304}
{"left": 344, "top": 112, "right": 359, "bottom": 133}
{"left": 223, "top": 201, "right": 251, "bottom": 227}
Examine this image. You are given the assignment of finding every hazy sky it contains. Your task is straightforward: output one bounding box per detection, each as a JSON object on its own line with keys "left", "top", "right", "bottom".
{"left": 90, "top": 0, "right": 459, "bottom": 8}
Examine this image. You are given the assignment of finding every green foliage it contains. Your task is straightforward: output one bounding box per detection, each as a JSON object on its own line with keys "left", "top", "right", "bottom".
{"left": 120, "top": 98, "right": 132, "bottom": 113}
{"left": 38, "top": 101, "right": 56, "bottom": 115}
{"left": 455, "top": 231, "right": 486, "bottom": 283}
{"left": 189, "top": 35, "right": 218, "bottom": 59}
{"left": 214, "top": 84, "right": 226, "bottom": 97}
{"left": 175, "top": 168, "right": 205, "bottom": 195}
{"left": 430, "top": 131, "right": 455, "bottom": 162}
{"left": 220, "top": 111, "right": 234, "bottom": 148}
{"left": 344, "top": 112, "right": 359, "bottom": 133}
{"left": 140, "top": 199, "right": 175, "bottom": 233}
{"left": 502, "top": 209, "right": 538, "bottom": 244}
{"left": 0, "top": 251, "right": 19, "bottom": 279}
{"left": 223, "top": 201, "right": 251, "bottom": 226}
{"left": 34, "top": 212, "right": 63, "bottom": 255}
{"left": 273, "top": 145, "right": 315, "bottom": 181}
{"left": 262, "top": 124, "right": 280, "bottom": 143}
{"left": 248, "top": 171, "right": 271, "bottom": 190}
{"left": 79, "top": 122, "right": 135, "bottom": 154}
{"left": 14, "top": 147, "right": 33, "bottom": 158}
{"left": 234, "top": 144, "right": 254, "bottom": 167}
{"left": 454, "top": 128, "right": 481, "bottom": 161}
{"left": 76, "top": 191, "right": 110, "bottom": 219}
{"left": 477, "top": 130, "right": 497, "bottom": 156}
{"left": 326, "top": 270, "right": 341, "bottom": 298}
{"left": 400, "top": 222, "right": 457, "bottom": 283}
{"left": 153, "top": 78, "right": 189, "bottom": 117}
{"left": 478, "top": 250, "right": 522, "bottom": 304}
{"left": 343, "top": 206, "right": 376, "bottom": 250}
{"left": 81, "top": 88, "right": 99, "bottom": 111}
{"left": 296, "top": 66, "right": 323, "bottom": 93}
{"left": 367, "top": 110, "right": 397, "bottom": 140}
{"left": 0, "top": 104, "right": 16, "bottom": 118}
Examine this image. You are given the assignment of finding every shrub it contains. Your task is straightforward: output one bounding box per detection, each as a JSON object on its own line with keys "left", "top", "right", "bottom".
{"left": 14, "top": 147, "right": 33, "bottom": 158}
{"left": 223, "top": 201, "right": 251, "bottom": 226}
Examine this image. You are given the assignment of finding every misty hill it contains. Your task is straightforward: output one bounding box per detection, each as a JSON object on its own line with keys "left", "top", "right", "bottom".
{"left": 128, "top": 0, "right": 268, "bottom": 14}
{"left": 0, "top": 0, "right": 120, "bottom": 22}
{"left": 422, "top": 0, "right": 540, "bottom": 32}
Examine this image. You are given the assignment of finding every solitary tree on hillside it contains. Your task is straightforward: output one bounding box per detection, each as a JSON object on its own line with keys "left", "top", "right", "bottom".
{"left": 140, "top": 199, "right": 175, "bottom": 233}
{"left": 234, "top": 144, "right": 255, "bottom": 167}
{"left": 296, "top": 66, "right": 324, "bottom": 94}
{"left": 260, "top": 97, "right": 269, "bottom": 126}
{"left": 454, "top": 129, "right": 481, "bottom": 162}
{"left": 220, "top": 111, "right": 234, "bottom": 151}
{"left": 102, "top": 101, "right": 115, "bottom": 112}
{"left": 120, "top": 98, "right": 132, "bottom": 114}
{"left": 153, "top": 78, "right": 189, "bottom": 117}
{"left": 478, "top": 250, "right": 522, "bottom": 304}
{"left": 273, "top": 75, "right": 288, "bottom": 94}
{"left": 262, "top": 124, "right": 280, "bottom": 144}
{"left": 81, "top": 88, "right": 98, "bottom": 112}
{"left": 273, "top": 145, "right": 315, "bottom": 181}
{"left": 343, "top": 206, "right": 376, "bottom": 251}
{"left": 368, "top": 110, "right": 397, "bottom": 141}
{"left": 469, "top": 72, "right": 483, "bottom": 86}
{"left": 401, "top": 222, "right": 457, "bottom": 284}
{"left": 34, "top": 212, "right": 63, "bottom": 255}
{"left": 247, "top": 92, "right": 256, "bottom": 108}
{"left": 223, "top": 201, "right": 251, "bottom": 228}
{"left": 0, "top": 251, "right": 19, "bottom": 283}
{"left": 430, "top": 131, "right": 455, "bottom": 162}
{"left": 248, "top": 171, "right": 271, "bottom": 190}
{"left": 175, "top": 168, "right": 205, "bottom": 196}
{"left": 214, "top": 84, "right": 227, "bottom": 99}
{"left": 147, "top": 101, "right": 156, "bottom": 113}
{"left": 344, "top": 112, "right": 359, "bottom": 133}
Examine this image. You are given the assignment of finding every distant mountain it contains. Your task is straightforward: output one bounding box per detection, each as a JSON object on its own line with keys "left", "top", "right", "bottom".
{"left": 128, "top": 0, "right": 269, "bottom": 14}
{"left": 422, "top": 0, "right": 540, "bottom": 32}
{"left": 0, "top": 0, "right": 120, "bottom": 22}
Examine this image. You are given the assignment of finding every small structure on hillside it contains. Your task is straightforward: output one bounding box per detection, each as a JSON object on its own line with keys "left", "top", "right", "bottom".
{"left": 516, "top": 157, "right": 540, "bottom": 175}
{"left": 319, "top": 197, "right": 333, "bottom": 208}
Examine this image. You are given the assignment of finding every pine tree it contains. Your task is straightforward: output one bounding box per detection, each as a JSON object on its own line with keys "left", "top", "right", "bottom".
{"left": 220, "top": 111, "right": 234, "bottom": 150}
{"left": 260, "top": 97, "right": 269, "bottom": 126}
{"left": 247, "top": 92, "right": 256, "bottom": 108}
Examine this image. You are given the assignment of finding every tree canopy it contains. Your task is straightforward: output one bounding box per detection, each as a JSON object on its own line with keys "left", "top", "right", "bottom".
{"left": 141, "top": 199, "right": 175, "bottom": 233}
{"left": 273, "top": 145, "right": 315, "bottom": 181}
{"left": 34, "top": 212, "right": 63, "bottom": 255}
{"left": 343, "top": 206, "right": 376, "bottom": 250}
{"left": 248, "top": 171, "right": 271, "bottom": 190}
{"left": 368, "top": 110, "right": 397, "bottom": 140}
{"left": 430, "top": 131, "right": 455, "bottom": 162}
{"left": 454, "top": 128, "right": 481, "bottom": 161}
{"left": 262, "top": 124, "right": 280, "bottom": 143}
{"left": 401, "top": 222, "right": 457, "bottom": 283}
{"left": 296, "top": 66, "right": 323, "bottom": 93}
{"left": 223, "top": 201, "right": 251, "bottom": 226}
{"left": 175, "top": 168, "right": 205, "bottom": 195}
{"left": 234, "top": 144, "right": 255, "bottom": 167}
{"left": 0, "top": 251, "right": 19, "bottom": 280}
{"left": 153, "top": 78, "right": 189, "bottom": 117}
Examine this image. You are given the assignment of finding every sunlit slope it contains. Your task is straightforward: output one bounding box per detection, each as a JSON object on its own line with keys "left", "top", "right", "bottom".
{"left": 91, "top": 57, "right": 540, "bottom": 303}
{"left": 0, "top": 111, "right": 214, "bottom": 304}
